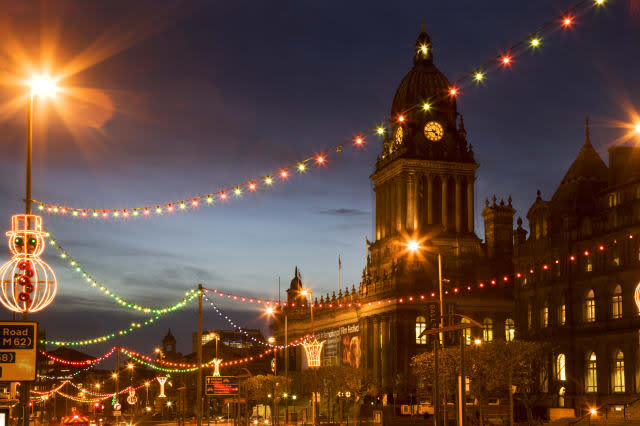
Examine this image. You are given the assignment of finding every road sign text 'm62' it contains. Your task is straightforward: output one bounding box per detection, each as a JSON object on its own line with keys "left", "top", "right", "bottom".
{"left": 0, "top": 322, "right": 37, "bottom": 382}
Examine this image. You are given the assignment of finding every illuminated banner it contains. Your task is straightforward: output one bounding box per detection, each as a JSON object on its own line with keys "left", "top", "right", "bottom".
{"left": 314, "top": 323, "right": 361, "bottom": 368}
{"left": 205, "top": 376, "right": 238, "bottom": 396}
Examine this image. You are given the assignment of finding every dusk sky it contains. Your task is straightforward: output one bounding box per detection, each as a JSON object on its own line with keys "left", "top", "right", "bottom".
{"left": 0, "top": 0, "right": 638, "bottom": 356}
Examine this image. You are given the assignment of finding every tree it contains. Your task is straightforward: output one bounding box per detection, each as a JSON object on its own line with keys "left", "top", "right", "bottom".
{"left": 240, "top": 375, "right": 291, "bottom": 423}
{"left": 301, "top": 366, "right": 373, "bottom": 421}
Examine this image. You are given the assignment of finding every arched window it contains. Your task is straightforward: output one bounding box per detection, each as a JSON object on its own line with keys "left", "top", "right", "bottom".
{"left": 558, "top": 387, "right": 565, "bottom": 408}
{"left": 586, "top": 352, "right": 598, "bottom": 393}
{"left": 558, "top": 300, "right": 566, "bottom": 326}
{"left": 482, "top": 318, "right": 493, "bottom": 342}
{"left": 415, "top": 316, "right": 427, "bottom": 345}
{"left": 611, "top": 285, "right": 622, "bottom": 319}
{"left": 584, "top": 290, "right": 596, "bottom": 323}
{"left": 461, "top": 317, "right": 471, "bottom": 345}
{"left": 505, "top": 318, "right": 515, "bottom": 342}
{"left": 556, "top": 354, "right": 566, "bottom": 381}
{"left": 540, "top": 303, "right": 549, "bottom": 328}
{"left": 613, "top": 350, "right": 625, "bottom": 393}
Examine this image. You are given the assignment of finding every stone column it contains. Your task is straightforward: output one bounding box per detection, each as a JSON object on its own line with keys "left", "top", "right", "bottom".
{"left": 455, "top": 176, "right": 462, "bottom": 233}
{"left": 381, "top": 315, "right": 389, "bottom": 388}
{"left": 372, "top": 317, "right": 381, "bottom": 385}
{"left": 406, "top": 172, "right": 417, "bottom": 232}
{"left": 396, "top": 178, "right": 404, "bottom": 234}
{"left": 467, "top": 176, "right": 475, "bottom": 233}
{"left": 375, "top": 186, "right": 381, "bottom": 240}
{"left": 441, "top": 175, "right": 449, "bottom": 230}
{"left": 427, "top": 175, "right": 434, "bottom": 225}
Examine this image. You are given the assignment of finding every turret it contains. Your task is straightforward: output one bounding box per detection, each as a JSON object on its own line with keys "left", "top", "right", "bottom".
{"left": 482, "top": 195, "right": 515, "bottom": 259}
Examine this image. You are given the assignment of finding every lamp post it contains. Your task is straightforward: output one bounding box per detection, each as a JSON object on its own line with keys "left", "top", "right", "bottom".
{"left": 301, "top": 288, "right": 318, "bottom": 425}
{"left": 17, "top": 75, "right": 58, "bottom": 426}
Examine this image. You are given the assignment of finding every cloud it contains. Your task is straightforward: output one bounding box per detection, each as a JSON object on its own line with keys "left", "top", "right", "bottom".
{"left": 316, "top": 208, "right": 369, "bottom": 216}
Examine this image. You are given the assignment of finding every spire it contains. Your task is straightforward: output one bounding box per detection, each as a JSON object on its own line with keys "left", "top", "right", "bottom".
{"left": 414, "top": 21, "right": 433, "bottom": 64}
{"left": 585, "top": 116, "right": 591, "bottom": 146}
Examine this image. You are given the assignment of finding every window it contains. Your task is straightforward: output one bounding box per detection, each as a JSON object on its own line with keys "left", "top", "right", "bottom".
{"left": 558, "top": 387, "right": 566, "bottom": 408}
{"left": 415, "top": 316, "right": 427, "bottom": 344}
{"left": 505, "top": 318, "right": 515, "bottom": 342}
{"left": 558, "top": 303, "right": 566, "bottom": 326}
{"left": 483, "top": 318, "right": 493, "bottom": 342}
{"left": 461, "top": 318, "right": 471, "bottom": 345}
{"left": 586, "top": 256, "right": 593, "bottom": 272}
{"left": 535, "top": 221, "right": 541, "bottom": 240}
{"left": 528, "top": 305, "right": 533, "bottom": 329}
{"left": 608, "top": 192, "right": 620, "bottom": 207}
{"left": 556, "top": 354, "right": 566, "bottom": 381}
{"left": 611, "top": 285, "right": 622, "bottom": 319}
{"left": 586, "top": 352, "right": 598, "bottom": 393}
{"left": 613, "top": 350, "right": 625, "bottom": 393}
{"left": 612, "top": 247, "right": 620, "bottom": 266}
{"left": 541, "top": 304, "right": 549, "bottom": 328}
{"left": 584, "top": 290, "right": 596, "bottom": 323}
{"left": 543, "top": 218, "right": 548, "bottom": 237}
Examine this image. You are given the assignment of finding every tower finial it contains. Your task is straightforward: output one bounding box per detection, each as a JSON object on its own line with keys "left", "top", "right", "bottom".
{"left": 421, "top": 18, "right": 425, "bottom": 33}
{"left": 585, "top": 115, "right": 591, "bottom": 145}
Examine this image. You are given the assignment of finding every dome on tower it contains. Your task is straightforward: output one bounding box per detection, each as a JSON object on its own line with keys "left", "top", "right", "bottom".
{"left": 391, "top": 27, "right": 453, "bottom": 116}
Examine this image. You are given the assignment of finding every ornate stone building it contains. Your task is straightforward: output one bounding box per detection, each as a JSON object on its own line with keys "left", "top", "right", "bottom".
{"left": 273, "top": 27, "right": 514, "bottom": 398}
{"left": 514, "top": 120, "right": 640, "bottom": 412}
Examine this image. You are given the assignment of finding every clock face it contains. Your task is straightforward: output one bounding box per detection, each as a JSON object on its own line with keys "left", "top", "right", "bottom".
{"left": 394, "top": 126, "right": 403, "bottom": 145}
{"left": 424, "top": 121, "right": 444, "bottom": 141}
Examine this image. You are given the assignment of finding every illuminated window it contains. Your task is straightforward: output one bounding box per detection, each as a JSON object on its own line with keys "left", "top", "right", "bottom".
{"left": 611, "top": 285, "right": 622, "bottom": 319}
{"left": 586, "top": 256, "right": 593, "bottom": 272}
{"left": 586, "top": 352, "right": 598, "bottom": 393}
{"left": 482, "top": 318, "right": 493, "bottom": 342}
{"left": 527, "top": 305, "right": 533, "bottom": 329}
{"left": 415, "top": 316, "right": 427, "bottom": 344}
{"left": 557, "top": 354, "right": 566, "bottom": 381}
{"left": 461, "top": 317, "right": 471, "bottom": 345}
{"left": 613, "top": 350, "right": 625, "bottom": 393}
{"left": 558, "top": 387, "right": 565, "bottom": 407}
{"left": 608, "top": 192, "right": 620, "bottom": 207}
{"left": 535, "top": 222, "right": 541, "bottom": 240}
{"left": 543, "top": 218, "right": 548, "bottom": 237}
{"left": 612, "top": 247, "right": 620, "bottom": 266}
{"left": 558, "top": 303, "right": 566, "bottom": 326}
{"left": 505, "top": 318, "right": 515, "bottom": 342}
{"left": 540, "top": 304, "right": 549, "bottom": 328}
{"left": 584, "top": 290, "right": 596, "bottom": 323}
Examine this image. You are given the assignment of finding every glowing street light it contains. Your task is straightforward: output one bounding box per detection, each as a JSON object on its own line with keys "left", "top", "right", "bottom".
{"left": 28, "top": 75, "right": 58, "bottom": 98}
{"left": 474, "top": 338, "right": 482, "bottom": 345}
{"left": 267, "top": 336, "right": 276, "bottom": 344}
{"left": 265, "top": 306, "right": 274, "bottom": 315}
{"left": 634, "top": 122, "right": 640, "bottom": 134}
{"left": 407, "top": 240, "right": 420, "bottom": 253}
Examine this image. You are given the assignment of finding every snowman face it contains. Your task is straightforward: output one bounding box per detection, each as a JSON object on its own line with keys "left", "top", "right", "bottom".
{"left": 8, "top": 230, "right": 45, "bottom": 257}
{"left": 5, "top": 215, "right": 46, "bottom": 258}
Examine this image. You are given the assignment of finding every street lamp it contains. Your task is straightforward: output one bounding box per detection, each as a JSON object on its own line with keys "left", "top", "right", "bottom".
{"left": 474, "top": 339, "right": 482, "bottom": 346}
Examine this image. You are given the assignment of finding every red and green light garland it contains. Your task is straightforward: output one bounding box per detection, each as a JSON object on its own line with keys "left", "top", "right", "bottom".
{"left": 32, "top": 0, "right": 609, "bottom": 221}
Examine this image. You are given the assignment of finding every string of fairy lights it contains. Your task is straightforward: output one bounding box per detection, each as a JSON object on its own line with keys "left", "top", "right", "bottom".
{"left": 32, "top": 0, "right": 609, "bottom": 222}
{"left": 39, "top": 302, "right": 194, "bottom": 346}
{"left": 203, "top": 293, "right": 310, "bottom": 349}
{"left": 46, "top": 229, "right": 198, "bottom": 314}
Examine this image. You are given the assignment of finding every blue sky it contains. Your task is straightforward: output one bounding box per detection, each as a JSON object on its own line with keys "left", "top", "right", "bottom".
{"left": 0, "top": 0, "right": 638, "bottom": 355}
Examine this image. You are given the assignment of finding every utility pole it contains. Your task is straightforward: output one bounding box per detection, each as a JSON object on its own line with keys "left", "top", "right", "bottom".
{"left": 284, "top": 314, "right": 288, "bottom": 424}
{"left": 197, "top": 284, "right": 203, "bottom": 426}
{"left": 458, "top": 330, "right": 465, "bottom": 426}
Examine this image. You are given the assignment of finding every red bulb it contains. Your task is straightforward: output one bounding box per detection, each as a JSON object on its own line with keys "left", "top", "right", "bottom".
{"left": 562, "top": 17, "right": 573, "bottom": 27}
{"left": 397, "top": 115, "right": 405, "bottom": 122}
{"left": 449, "top": 88, "right": 457, "bottom": 96}
{"left": 220, "top": 192, "right": 227, "bottom": 199}
{"left": 316, "top": 156, "right": 325, "bottom": 164}
{"left": 501, "top": 56, "right": 512, "bottom": 65}
{"left": 354, "top": 137, "right": 364, "bottom": 145}
{"left": 281, "top": 170, "right": 288, "bottom": 178}
{"left": 249, "top": 182, "right": 256, "bottom": 191}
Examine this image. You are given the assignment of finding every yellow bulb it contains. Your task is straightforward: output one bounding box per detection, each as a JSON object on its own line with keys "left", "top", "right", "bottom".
{"left": 234, "top": 188, "right": 242, "bottom": 195}
{"left": 179, "top": 203, "right": 186, "bottom": 209}
{"left": 530, "top": 38, "right": 540, "bottom": 47}
{"left": 376, "top": 127, "right": 385, "bottom": 135}
{"left": 422, "top": 103, "right": 430, "bottom": 111}
{"left": 265, "top": 177, "right": 273, "bottom": 185}
{"left": 420, "top": 44, "right": 428, "bottom": 54}
{"left": 595, "top": 0, "right": 604, "bottom": 4}
{"left": 133, "top": 211, "right": 139, "bottom": 216}
{"left": 156, "top": 207, "right": 162, "bottom": 214}
{"left": 298, "top": 163, "right": 306, "bottom": 171}
{"left": 474, "top": 72, "right": 484, "bottom": 82}
{"left": 206, "top": 197, "right": 213, "bottom": 204}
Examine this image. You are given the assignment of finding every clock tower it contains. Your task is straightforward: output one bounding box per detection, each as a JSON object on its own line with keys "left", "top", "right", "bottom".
{"left": 366, "top": 26, "right": 482, "bottom": 294}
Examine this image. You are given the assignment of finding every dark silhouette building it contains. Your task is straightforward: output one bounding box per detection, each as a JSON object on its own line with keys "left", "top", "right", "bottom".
{"left": 514, "top": 118, "right": 640, "bottom": 412}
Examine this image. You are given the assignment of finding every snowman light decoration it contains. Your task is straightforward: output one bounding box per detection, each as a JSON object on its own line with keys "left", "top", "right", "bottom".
{"left": 0, "top": 214, "right": 56, "bottom": 313}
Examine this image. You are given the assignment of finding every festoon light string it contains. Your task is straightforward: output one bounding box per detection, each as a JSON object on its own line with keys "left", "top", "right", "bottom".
{"left": 40, "top": 290, "right": 198, "bottom": 346}
{"left": 33, "top": 0, "right": 608, "bottom": 221}
{"left": 45, "top": 229, "right": 198, "bottom": 314}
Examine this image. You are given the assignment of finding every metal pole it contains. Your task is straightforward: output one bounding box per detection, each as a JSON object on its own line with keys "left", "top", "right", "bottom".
{"left": 197, "top": 284, "right": 203, "bottom": 426}
{"left": 285, "top": 314, "right": 288, "bottom": 424}
{"left": 26, "top": 92, "right": 33, "bottom": 215}
{"left": 434, "top": 337, "right": 439, "bottom": 426}
{"left": 459, "top": 330, "right": 465, "bottom": 426}
{"left": 310, "top": 291, "right": 317, "bottom": 426}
